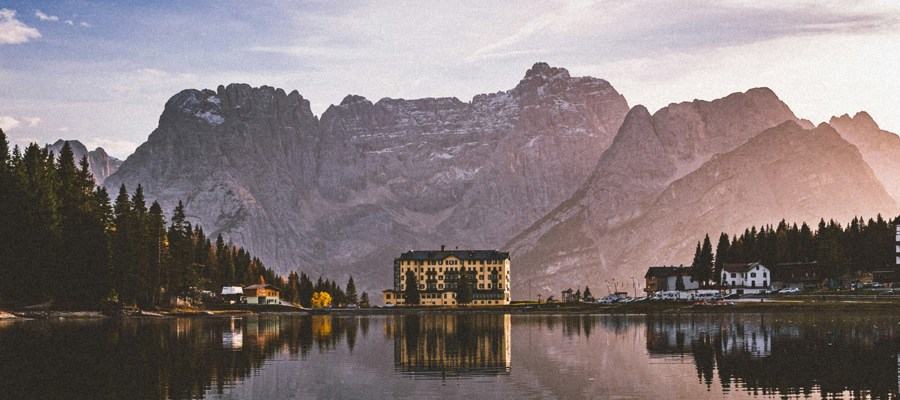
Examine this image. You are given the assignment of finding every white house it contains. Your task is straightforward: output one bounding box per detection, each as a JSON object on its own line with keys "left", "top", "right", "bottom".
{"left": 721, "top": 262, "right": 770, "bottom": 294}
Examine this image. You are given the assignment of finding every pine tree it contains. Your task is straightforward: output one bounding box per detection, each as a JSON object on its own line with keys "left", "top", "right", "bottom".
{"left": 675, "top": 273, "right": 685, "bottom": 291}
{"left": 360, "top": 292, "right": 370, "bottom": 308}
{"left": 404, "top": 270, "right": 420, "bottom": 305}
{"left": 583, "top": 286, "right": 593, "bottom": 301}
{"left": 713, "top": 233, "right": 730, "bottom": 284}
{"left": 147, "top": 201, "right": 166, "bottom": 305}
{"left": 167, "top": 201, "right": 195, "bottom": 302}
{"left": 299, "top": 272, "right": 314, "bottom": 308}
{"left": 455, "top": 267, "right": 472, "bottom": 305}
{"left": 698, "top": 234, "right": 714, "bottom": 287}
{"left": 345, "top": 276, "right": 358, "bottom": 304}
{"left": 284, "top": 271, "right": 300, "bottom": 304}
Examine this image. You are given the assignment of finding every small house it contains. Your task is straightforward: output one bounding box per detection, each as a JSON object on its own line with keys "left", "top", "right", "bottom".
{"left": 721, "top": 262, "right": 770, "bottom": 294}
{"left": 243, "top": 284, "right": 281, "bottom": 305}
{"left": 221, "top": 286, "right": 244, "bottom": 304}
{"left": 770, "top": 262, "right": 823, "bottom": 291}
{"left": 644, "top": 266, "right": 699, "bottom": 295}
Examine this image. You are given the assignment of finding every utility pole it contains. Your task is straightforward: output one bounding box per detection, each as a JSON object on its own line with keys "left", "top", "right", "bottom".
{"left": 631, "top": 276, "right": 637, "bottom": 297}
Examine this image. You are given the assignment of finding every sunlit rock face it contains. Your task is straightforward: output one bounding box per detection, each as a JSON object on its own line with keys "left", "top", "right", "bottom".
{"left": 829, "top": 112, "right": 900, "bottom": 207}
{"left": 47, "top": 139, "right": 122, "bottom": 184}
{"left": 105, "top": 63, "right": 630, "bottom": 293}
{"left": 505, "top": 90, "right": 896, "bottom": 297}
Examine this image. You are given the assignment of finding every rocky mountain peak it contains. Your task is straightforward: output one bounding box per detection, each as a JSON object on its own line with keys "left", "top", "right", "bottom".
{"left": 340, "top": 94, "right": 370, "bottom": 106}
{"left": 47, "top": 139, "right": 122, "bottom": 184}
{"left": 830, "top": 111, "right": 880, "bottom": 133}
{"left": 523, "top": 62, "right": 570, "bottom": 80}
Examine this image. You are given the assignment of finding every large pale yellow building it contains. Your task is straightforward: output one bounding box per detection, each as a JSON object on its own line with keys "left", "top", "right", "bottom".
{"left": 383, "top": 248, "right": 511, "bottom": 306}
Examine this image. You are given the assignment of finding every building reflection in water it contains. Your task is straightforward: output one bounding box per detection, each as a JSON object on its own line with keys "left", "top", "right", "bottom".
{"left": 645, "top": 313, "right": 899, "bottom": 398}
{"left": 387, "top": 314, "right": 511, "bottom": 378}
{"left": 222, "top": 317, "right": 243, "bottom": 350}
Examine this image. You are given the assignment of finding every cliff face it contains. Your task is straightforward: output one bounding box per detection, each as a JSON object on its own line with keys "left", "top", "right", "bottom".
{"left": 829, "top": 112, "right": 900, "bottom": 207}
{"left": 105, "top": 63, "right": 630, "bottom": 293}
{"left": 507, "top": 118, "right": 897, "bottom": 296}
{"left": 505, "top": 88, "right": 804, "bottom": 293}
{"left": 47, "top": 140, "right": 122, "bottom": 184}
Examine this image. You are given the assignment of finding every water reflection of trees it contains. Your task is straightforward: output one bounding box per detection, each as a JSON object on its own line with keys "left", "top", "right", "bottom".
{"left": 0, "top": 315, "right": 366, "bottom": 399}
{"left": 645, "top": 313, "right": 899, "bottom": 399}
{"left": 388, "top": 314, "right": 511, "bottom": 378}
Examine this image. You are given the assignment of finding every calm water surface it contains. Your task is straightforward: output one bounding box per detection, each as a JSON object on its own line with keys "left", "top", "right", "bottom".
{"left": 0, "top": 312, "right": 897, "bottom": 399}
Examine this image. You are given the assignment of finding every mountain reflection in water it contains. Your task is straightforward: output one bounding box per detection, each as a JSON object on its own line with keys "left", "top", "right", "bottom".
{"left": 0, "top": 312, "right": 896, "bottom": 399}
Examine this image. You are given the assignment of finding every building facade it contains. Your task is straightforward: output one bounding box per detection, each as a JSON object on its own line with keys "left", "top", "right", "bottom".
{"left": 243, "top": 284, "right": 281, "bottom": 305}
{"left": 383, "top": 248, "right": 511, "bottom": 306}
{"left": 721, "top": 262, "right": 770, "bottom": 294}
{"left": 644, "top": 266, "right": 700, "bottom": 295}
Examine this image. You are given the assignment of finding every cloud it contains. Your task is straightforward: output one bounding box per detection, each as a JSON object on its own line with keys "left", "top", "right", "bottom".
{"left": 0, "top": 8, "right": 41, "bottom": 44}
{"left": 64, "top": 19, "right": 74, "bottom": 26}
{"left": 23, "top": 117, "right": 41, "bottom": 127}
{"left": 0, "top": 116, "right": 42, "bottom": 131}
{"left": 80, "top": 21, "right": 90, "bottom": 28}
{"left": 0, "top": 116, "right": 22, "bottom": 131}
{"left": 35, "top": 10, "right": 59, "bottom": 22}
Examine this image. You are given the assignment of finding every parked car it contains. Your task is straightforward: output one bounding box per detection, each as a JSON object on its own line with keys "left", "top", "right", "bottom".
{"left": 780, "top": 287, "right": 801, "bottom": 294}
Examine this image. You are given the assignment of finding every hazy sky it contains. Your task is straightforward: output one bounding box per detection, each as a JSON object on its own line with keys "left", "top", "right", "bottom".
{"left": 1, "top": 0, "right": 899, "bottom": 158}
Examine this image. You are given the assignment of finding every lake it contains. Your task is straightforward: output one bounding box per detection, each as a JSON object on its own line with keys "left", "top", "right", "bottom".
{"left": 0, "top": 311, "right": 897, "bottom": 399}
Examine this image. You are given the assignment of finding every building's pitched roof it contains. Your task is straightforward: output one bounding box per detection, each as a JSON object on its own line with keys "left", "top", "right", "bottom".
{"left": 221, "top": 286, "right": 244, "bottom": 295}
{"left": 722, "top": 262, "right": 764, "bottom": 273}
{"left": 396, "top": 249, "right": 510, "bottom": 262}
{"left": 644, "top": 266, "right": 690, "bottom": 279}
{"left": 244, "top": 283, "right": 281, "bottom": 292}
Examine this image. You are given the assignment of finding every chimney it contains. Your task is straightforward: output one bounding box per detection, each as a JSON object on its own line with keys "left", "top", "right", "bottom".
{"left": 441, "top": 245, "right": 445, "bottom": 252}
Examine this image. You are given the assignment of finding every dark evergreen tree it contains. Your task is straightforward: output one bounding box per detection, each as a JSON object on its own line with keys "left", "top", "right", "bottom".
{"left": 404, "top": 270, "right": 420, "bottom": 305}
{"left": 360, "top": 292, "right": 369, "bottom": 308}
{"left": 166, "top": 201, "right": 195, "bottom": 302}
{"left": 713, "top": 233, "right": 730, "bottom": 284}
{"left": 583, "top": 286, "right": 593, "bottom": 301}
{"left": 298, "top": 272, "right": 314, "bottom": 308}
{"left": 455, "top": 267, "right": 473, "bottom": 305}
{"left": 147, "top": 201, "right": 166, "bottom": 305}
{"left": 345, "top": 276, "right": 358, "bottom": 304}
{"left": 284, "top": 271, "right": 300, "bottom": 304}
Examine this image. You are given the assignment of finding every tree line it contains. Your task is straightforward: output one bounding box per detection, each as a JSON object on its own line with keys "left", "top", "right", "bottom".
{"left": 689, "top": 215, "right": 898, "bottom": 285}
{"left": 0, "top": 132, "right": 363, "bottom": 309}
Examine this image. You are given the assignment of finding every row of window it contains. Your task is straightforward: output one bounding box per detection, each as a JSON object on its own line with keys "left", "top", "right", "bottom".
{"left": 404, "top": 259, "right": 507, "bottom": 266}
{"left": 725, "top": 272, "right": 768, "bottom": 279}
{"left": 725, "top": 280, "right": 768, "bottom": 287}
{"left": 402, "top": 283, "right": 505, "bottom": 290}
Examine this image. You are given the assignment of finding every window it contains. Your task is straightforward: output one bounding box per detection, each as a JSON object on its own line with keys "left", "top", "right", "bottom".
{"left": 479, "top": 284, "right": 484, "bottom": 289}
{"left": 750, "top": 272, "right": 756, "bottom": 278}
{"left": 731, "top": 273, "right": 736, "bottom": 278}
{"left": 763, "top": 272, "right": 767, "bottom": 278}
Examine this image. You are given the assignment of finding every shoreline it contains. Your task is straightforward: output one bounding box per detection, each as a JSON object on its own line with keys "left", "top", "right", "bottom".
{"left": 2, "top": 297, "right": 897, "bottom": 320}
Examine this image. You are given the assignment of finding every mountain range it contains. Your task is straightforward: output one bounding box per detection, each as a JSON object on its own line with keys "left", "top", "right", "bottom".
{"left": 86, "top": 63, "right": 898, "bottom": 297}
{"left": 46, "top": 139, "right": 121, "bottom": 184}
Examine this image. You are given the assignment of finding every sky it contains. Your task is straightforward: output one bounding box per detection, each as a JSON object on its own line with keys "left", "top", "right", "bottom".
{"left": 1, "top": 0, "right": 899, "bottom": 159}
